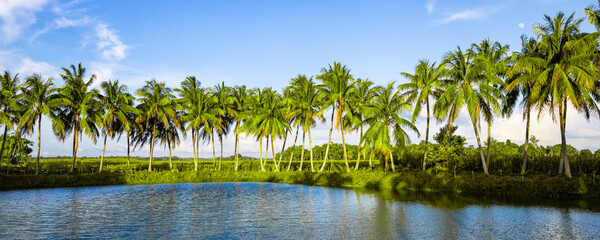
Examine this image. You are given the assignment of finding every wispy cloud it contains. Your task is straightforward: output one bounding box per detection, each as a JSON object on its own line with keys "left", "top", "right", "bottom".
{"left": 426, "top": 0, "right": 435, "bottom": 14}
{"left": 55, "top": 16, "right": 91, "bottom": 29}
{"left": 96, "top": 23, "right": 128, "bottom": 61}
{"left": 16, "top": 57, "right": 56, "bottom": 76}
{"left": 0, "top": 0, "right": 48, "bottom": 43}
{"left": 438, "top": 8, "right": 486, "bottom": 24}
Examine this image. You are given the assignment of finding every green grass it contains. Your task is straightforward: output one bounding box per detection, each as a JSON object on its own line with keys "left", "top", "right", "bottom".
{"left": 1, "top": 157, "right": 599, "bottom": 200}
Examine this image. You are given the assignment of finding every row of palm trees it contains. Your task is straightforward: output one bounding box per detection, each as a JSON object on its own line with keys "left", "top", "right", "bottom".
{"left": 1, "top": 10, "right": 599, "bottom": 178}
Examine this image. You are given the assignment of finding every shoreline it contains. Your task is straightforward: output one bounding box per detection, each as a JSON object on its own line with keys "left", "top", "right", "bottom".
{"left": 1, "top": 170, "right": 599, "bottom": 200}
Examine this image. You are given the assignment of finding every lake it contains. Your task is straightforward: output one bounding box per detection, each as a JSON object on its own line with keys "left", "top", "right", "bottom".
{"left": 1, "top": 182, "right": 599, "bottom": 239}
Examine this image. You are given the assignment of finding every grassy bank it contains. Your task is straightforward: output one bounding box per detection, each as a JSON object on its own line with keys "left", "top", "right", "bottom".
{"left": 2, "top": 167, "right": 599, "bottom": 200}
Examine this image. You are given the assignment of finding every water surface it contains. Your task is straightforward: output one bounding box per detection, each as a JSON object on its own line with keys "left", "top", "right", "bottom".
{"left": 0, "top": 183, "right": 598, "bottom": 239}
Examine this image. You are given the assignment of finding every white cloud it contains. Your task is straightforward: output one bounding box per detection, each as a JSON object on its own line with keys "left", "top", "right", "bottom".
{"left": 96, "top": 23, "right": 128, "bottom": 61}
{"left": 438, "top": 8, "right": 485, "bottom": 24}
{"left": 426, "top": 0, "right": 435, "bottom": 14}
{"left": 0, "top": 0, "right": 48, "bottom": 43}
{"left": 55, "top": 16, "right": 91, "bottom": 29}
{"left": 16, "top": 57, "right": 56, "bottom": 76}
{"left": 519, "top": 23, "right": 525, "bottom": 28}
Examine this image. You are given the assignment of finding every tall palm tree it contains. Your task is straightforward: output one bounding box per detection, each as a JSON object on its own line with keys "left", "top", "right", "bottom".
{"left": 0, "top": 71, "right": 20, "bottom": 163}
{"left": 250, "top": 89, "right": 289, "bottom": 172}
{"left": 361, "top": 82, "right": 419, "bottom": 172}
{"left": 18, "top": 74, "right": 58, "bottom": 174}
{"left": 471, "top": 39, "right": 510, "bottom": 169}
{"left": 242, "top": 88, "right": 269, "bottom": 171}
{"left": 345, "top": 78, "right": 375, "bottom": 171}
{"left": 282, "top": 80, "right": 303, "bottom": 171}
{"left": 98, "top": 80, "right": 138, "bottom": 173}
{"left": 295, "top": 76, "right": 325, "bottom": 172}
{"left": 176, "top": 76, "right": 203, "bottom": 171}
{"left": 434, "top": 47, "right": 500, "bottom": 175}
{"left": 399, "top": 60, "right": 445, "bottom": 172}
{"left": 505, "top": 35, "right": 543, "bottom": 174}
{"left": 530, "top": 12, "right": 600, "bottom": 177}
{"left": 586, "top": 1, "right": 600, "bottom": 31}
{"left": 230, "top": 85, "right": 249, "bottom": 171}
{"left": 56, "top": 64, "right": 102, "bottom": 173}
{"left": 157, "top": 113, "right": 182, "bottom": 171}
{"left": 136, "top": 79, "right": 177, "bottom": 172}
{"left": 316, "top": 62, "right": 354, "bottom": 172}
{"left": 212, "top": 82, "right": 233, "bottom": 171}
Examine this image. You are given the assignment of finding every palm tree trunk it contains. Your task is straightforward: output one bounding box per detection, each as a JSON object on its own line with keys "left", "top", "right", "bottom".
{"left": 309, "top": 126, "right": 314, "bottom": 172}
{"left": 522, "top": 106, "right": 531, "bottom": 175}
{"left": 486, "top": 120, "right": 491, "bottom": 170}
{"left": 369, "top": 153, "right": 373, "bottom": 171}
{"left": 277, "top": 132, "right": 287, "bottom": 171}
{"left": 70, "top": 118, "right": 79, "bottom": 173}
{"left": 287, "top": 125, "right": 300, "bottom": 171}
{"left": 0, "top": 125, "right": 8, "bottom": 163}
{"left": 559, "top": 101, "right": 571, "bottom": 178}
{"left": 36, "top": 115, "right": 41, "bottom": 175}
{"left": 354, "top": 117, "right": 363, "bottom": 171}
{"left": 234, "top": 121, "right": 240, "bottom": 171}
{"left": 320, "top": 106, "right": 335, "bottom": 172}
{"left": 211, "top": 130, "right": 216, "bottom": 170}
{"left": 265, "top": 135, "right": 270, "bottom": 171}
{"left": 422, "top": 99, "right": 430, "bottom": 172}
{"left": 168, "top": 137, "right": 173, "bottom": 171}
{"left": 218, "top": 134, "right": 223, "bottom": 171}
{"left": 99, "top": 132, "right": 107, "bottom": 173}
{"left": 341, "top": 124, "right": 350, "bottom": 172}
{"left": 192, "top": 129, "right": 198, "bottom": 171}
{"left": 149, "top": 123, "right": 156, "bottom": 172}
{"left": 127, "top": 130, "right": 131, "bottom": 167}
{"left": 389, "top": 149, "right": 396, "bottom": 173}
{"left": 298, "top": 129, "right": 305, "bottom": 171}
{"left": 271, "top": 136, "right": 278, "bottom": 172}
{"left": 259, "top": 135, "right": 264, "bottom": 171}
{"left": 471, "top": 118, "right": 489, "bottom": 174}
{"left": 9, "top": 130, "right": 21, "bottom": 164}
{"left": 196, "top": 129, "right": 200, "bottom": 165}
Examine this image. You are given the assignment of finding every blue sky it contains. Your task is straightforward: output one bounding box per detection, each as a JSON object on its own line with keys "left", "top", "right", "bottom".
{"left": 1, "top": 0, "right": 599, "bottom": 158}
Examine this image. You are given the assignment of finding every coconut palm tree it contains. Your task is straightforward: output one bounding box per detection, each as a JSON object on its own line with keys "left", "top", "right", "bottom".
{"left": 586, "top": 1, "right": 600, "bottom": 31}
{"left": 529, "top": 12, "right": 600, "bottom": 177}
{"left": 212, "top": 82, "right": 233, "bottom": 171}
{"left": 136, "top": 79, "right": 177, "bottom": 172}
{"left": 505, "top": 35, "right": 543, "bottom": 174}
{"left": 345, "top": 78, "right": 376, "bottom": 171}
{"left": 282, "top": 80, "right": 303, "bottom": 171}
{"left": 0, "top": 71, "right": 20, "bottom": 163}
{"left": 316, "top": 62, "right": 354, "bottom": 172}
{"left": 18, "top": 74, "right": 58, "bottom": 174}
{"left": 157, "top": 113, "right": 182, "bottom": 171}
{"left": 361, "top": 82, "right": 419, "bottom": 172}
{"left": 434, "top": 47, "right": 499, "bottom": 175}
{"left": 230, "top": 85, "right": 249, "bottom": 171}
{"left": 399, "top": 60, "right": 445, "bottom": 172}
{"left": 176, "top": 76, "right": 203, "bottom": 171}
{"left": 242, "top": 88, "right": 269, "bottom": 171}
{"left": 98, "top": 80, "right": 138, "bottom": 173}
{"left": 470, "top": 39, "right": 510, "bottom": 169}
{"left": 253, "top": 89, "right": 289, "bottom": 172}
{"left": 56, "top": 64, "right": 102, "bottom": 173}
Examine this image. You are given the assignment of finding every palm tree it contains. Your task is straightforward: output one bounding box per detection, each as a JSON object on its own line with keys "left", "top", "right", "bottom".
{"left": 282, "top": 81, "right": 303, "bottom": 171}
{"left": 230, "top": 85, "right": 249, "bottom": 171}
{"left": 176, "top": 76, "right": 203, "bottom": 171}
{"left": 56, "top": 64, "right": 102, "bottom": 173}
{"left": 470, "top": 39, "right": 510, "bottom": 169}
{"left": 361, "top": 82, "right": 419, "bottom": 172}
{"left": 586, "top": 1, "right": 600, "bottom": 31}
{"left": 136, "top": 79, "right": 177, "bottom": 172}
{"left": 434, "top": 47, "right": 500, "bottom": 175}
{"left": 530, "top": 12, "right": 600, "bottom": 177}
{"left": 124, "top": 97, "right": 138, "bottom": 167}
{"left": 505, "top": 35, "right": 543, "bottom": 174}
{"left": 316, "top": 62, "right": 354, "bottom": 172}
{"left": 242, "top": 88, "right": 269, "bottom": 171}
{"left": 98, "top": 80, "right": 138, "bottom": 173}
{"left": 293, "top": 75, "right": 325, "bottom": 172}
{"left": 345, "top": 78, "right": 375, "bottom": 171}
{"left": 18, "top": 74, "right": 58, "bottom": 174}
{"left": 212, "top": 82, "right": 233, "bottom": 171}
{"left": 157, "top": 114, "right": 182, "bottom": 171}
{"left": 399, "top": 60, "right": 445, "bottom": 172}
{"left": 0, "top": 71, "right": 20, "bottom": 163}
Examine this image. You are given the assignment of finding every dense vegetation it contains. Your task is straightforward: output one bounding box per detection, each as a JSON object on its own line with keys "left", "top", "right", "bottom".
{"left": 2, "top": 3, "right": 600, "bottom": 193}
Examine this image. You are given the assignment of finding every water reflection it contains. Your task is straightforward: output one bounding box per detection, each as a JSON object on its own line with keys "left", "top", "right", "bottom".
{"left": 0, "top": 183, "right": 599, "bottom": 239}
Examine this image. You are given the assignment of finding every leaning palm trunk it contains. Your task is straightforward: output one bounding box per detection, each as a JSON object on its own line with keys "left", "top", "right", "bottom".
{"left": 341, "top": 123, "right": 350, "bottom": 172}
{"left": 309, "top": 126, "right": 315, "bottom": 172}
{"left": 70, "top": 118, "right": 79, "bottom": 173}
{"left": 259, "top": 136, "right": 264, "bottom": 171}
{"left": 389, "top": 150, "right": 396, "bottom": 172}
{"left": 211, "top": 131, "right": 216, "bottom": 170}
{"left": 471, "top": 118, "right": 489, "bottom": 174}
{"left": 298, "top": 130, "right": 306, "bottom": 171}
{"left": 422, "top": 100, "right": 430, "bottom": 172}
{"left": 126, "top": 130, "right": 131, "bottom": 167}
{"left": 320, "top": 106, "right": 335, "bottom": 172}
{"left": 36, "top": 115, "right": 42, "bottom": 175}
{"left": 265, "top": 135, "right": 270, "bottom": 171}
{"left": 99, "top": 132, "right": 108, "bottom": 173}
{"left": 218, "top": 134, "right": 223, "bottom": 171}
{"left": 192, "top": 129, "right": 198, "bottom": 171}
{"left": 522, "top": 107, "right": 531, "bottom": 175}
{"left": 277, "top": 133, "right": 287, "bottom": 171}
{"left": 271, "top": 136, "right": 279, "bottom": 172}
{"left": 287, "top": 125, "right": 300, "bottom": 171}
{"left": 354, "top": 121, "right": 363, "bottom": 171}
{"left": 148, "top": 124, "right": 156, "bottom": 172}
{"left": 486, "top": 121, "right": 492, "bottom": 170}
